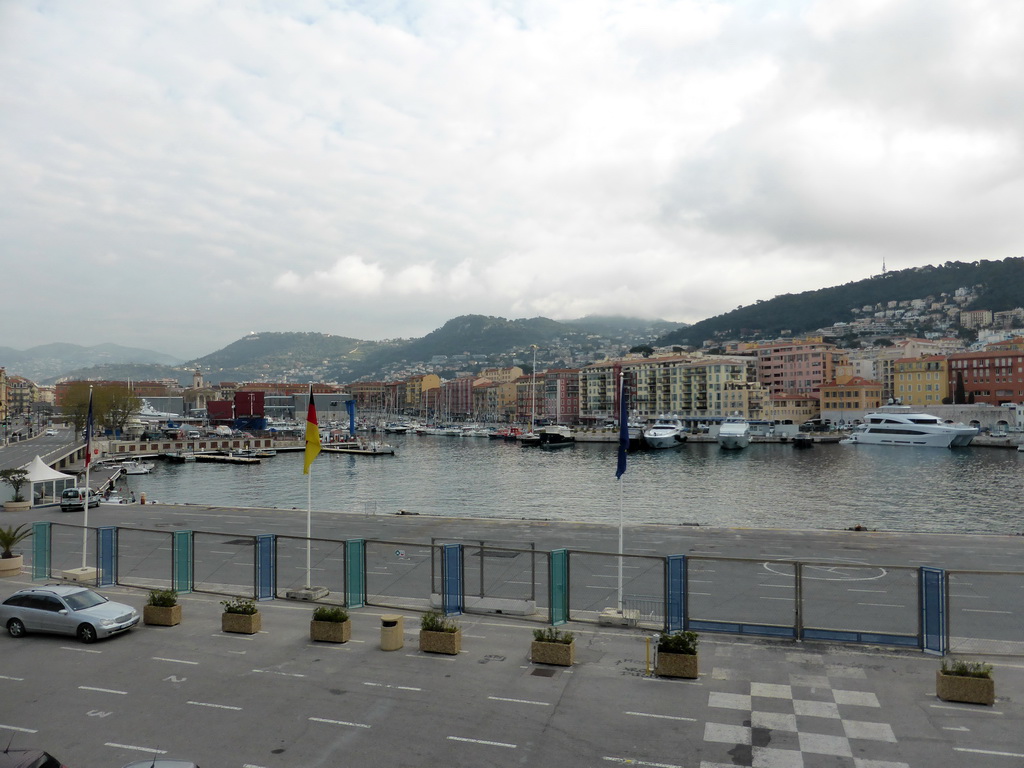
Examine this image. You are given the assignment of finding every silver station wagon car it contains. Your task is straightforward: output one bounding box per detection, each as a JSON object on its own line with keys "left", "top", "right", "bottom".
{"left": 0, "top": 585, "right": 139, "bottom": 643}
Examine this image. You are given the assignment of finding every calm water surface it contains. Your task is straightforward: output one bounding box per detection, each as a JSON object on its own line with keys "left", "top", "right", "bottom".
{"left": 121, "top": 435, "right": 1024, "bottom": 534}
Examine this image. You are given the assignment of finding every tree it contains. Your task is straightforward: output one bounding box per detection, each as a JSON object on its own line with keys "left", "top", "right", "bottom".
{"left": 97, "top": 385, "right": 141, "bottom": 434}
{"left": 61, "top": 382, "right": 141, "bottom": 434}
{"left": 629, "top": 345, "right": 654, "bottom": 358}
{"left": 0, "top": 469, "right": 29, "bottom": 503}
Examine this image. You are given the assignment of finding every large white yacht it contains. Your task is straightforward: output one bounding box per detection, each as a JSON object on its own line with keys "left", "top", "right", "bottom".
{"left": 642, "top": 418, "right": 687, "bottom": 449}
{"left": 840, "top": 406, "right": 978, "bottom": 448}
{"left": 716, "top": 419, "right": 751, "bottom": 450}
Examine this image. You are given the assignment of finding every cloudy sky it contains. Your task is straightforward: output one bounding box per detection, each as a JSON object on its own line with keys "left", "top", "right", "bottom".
{"left": 2, "top": 1, "right": 1022, "bottom": 360}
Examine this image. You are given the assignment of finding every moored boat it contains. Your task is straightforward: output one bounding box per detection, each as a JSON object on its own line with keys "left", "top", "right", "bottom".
{"left": 717, "top": 419, "right": 750, "bottom": 450}
{"left": 642, "top": 418, "right": 687, "bottom": 449}
{"left": 839, "top": 406, "right": 978, "bottom": 448}
{"left": 120, "top": 459, "right": 155, "bottom": 475}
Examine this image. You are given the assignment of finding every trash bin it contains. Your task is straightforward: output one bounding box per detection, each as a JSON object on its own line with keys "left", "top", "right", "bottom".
{"left": 380, "top": 614, "right": 404, "bottom": 651}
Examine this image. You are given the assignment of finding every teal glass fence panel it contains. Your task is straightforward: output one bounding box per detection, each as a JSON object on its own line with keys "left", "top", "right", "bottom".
{"left": 31, "top": 521, "right": 51, "bottom": 580}
{"left": 345, "top": 539, "right": 366, "bottom": 608}
{"left": 172, "top": 530, "right": 193, "bottom": 594}
{"left": 549, "top": 548, "right": 569, "bottom": 626}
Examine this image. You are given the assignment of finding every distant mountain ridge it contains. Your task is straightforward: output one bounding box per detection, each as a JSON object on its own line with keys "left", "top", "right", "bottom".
{"left": 0, "top": 342, "right": 182, "bottom": 383}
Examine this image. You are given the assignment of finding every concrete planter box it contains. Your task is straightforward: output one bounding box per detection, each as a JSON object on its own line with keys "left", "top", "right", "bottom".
{"left": 419, "top": 629, "right": 461, "bottom": 655}
{"left": 143, "top": 604, "right": 181, "bottom": 627}
{"left": 936, "top": 670, "right": 994, "bottom": 706}
{"left": 531, "top": 640, "right": 575, "bottom": 666}
{"left": 222, "top": 611, "right": 261, "bottom": 635}
{"left": 311, "top": 619, "right": 351, "bottom": 643}
{"left": 0, "top": 555, "right": 23, "bottom": 578}
{"left": 2, "top": 501, "right": 31, "bottom": 512}
{"left": 656, "top": 651, "right": 699, "bottom": 679}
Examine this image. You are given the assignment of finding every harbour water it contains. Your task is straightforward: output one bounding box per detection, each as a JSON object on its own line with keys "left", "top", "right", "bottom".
{"left": 116, "top": 435, "right": 1024, "bottom": 535}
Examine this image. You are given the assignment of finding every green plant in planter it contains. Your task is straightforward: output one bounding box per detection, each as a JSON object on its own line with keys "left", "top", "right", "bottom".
{"left": 940, "top": 658, "right": 992, "bottom": 679}
{"left": 657, "top": 630, "right": 699, "bottom": 655}
{"left": 0, "top": 524, "right": 32, "bottom": 559}
{"left": 147, "top": 589, "right": 178, "bottom": 607}
{"left": 0, "top": 469, "right": 29, "bottom": 503}
{"left": 221, "top": 597, "right": 258, "bottom": 615}
{"left": 312, "top": 605, "right": 349, "bottom": 623}
{"left": 533, "top": 626, "right": 574, "bottom": 644}
{"left": 421, "top": 610, "right": 459, "bottom": 633}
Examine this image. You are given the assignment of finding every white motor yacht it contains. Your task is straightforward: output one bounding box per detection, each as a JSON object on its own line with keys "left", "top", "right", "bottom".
{"left": 717, "top": 419, "right": 751, "bottom": 450}
{"left": 840, "top": 407, "right": 977, "bottom": 448}
{"left": 642, "top": 418, "right": 687, "bottom": 449}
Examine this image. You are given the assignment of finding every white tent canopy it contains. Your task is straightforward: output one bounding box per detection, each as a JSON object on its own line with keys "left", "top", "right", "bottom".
{"left": 23, "top": 455, "right": 76, "bottom": 506}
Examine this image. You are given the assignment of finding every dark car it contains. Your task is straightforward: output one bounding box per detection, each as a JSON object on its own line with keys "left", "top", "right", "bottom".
{"left": 0, "top": 749, "right": 68, "bottom": 768}
{"left": 0, "top": 585, "right": 139, "bottom": 643}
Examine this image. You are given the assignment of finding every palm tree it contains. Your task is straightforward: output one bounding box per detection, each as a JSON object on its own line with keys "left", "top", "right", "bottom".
{"left": 0, "top": 524, "right": 32, "bottom": 559}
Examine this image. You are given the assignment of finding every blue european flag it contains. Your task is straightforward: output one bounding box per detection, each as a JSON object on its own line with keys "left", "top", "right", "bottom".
{"left": 616, "top": 376, "right": 628, "bottom": 479}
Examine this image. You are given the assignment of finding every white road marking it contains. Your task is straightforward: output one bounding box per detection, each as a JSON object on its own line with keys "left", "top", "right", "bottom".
{"left": 931, "top": 704, "right": 1002, "bottom": 715}
{"left": 365, "top": 682, "right": 422, "bottom": 691}
{"left": 962, "top": 609, "right": 1012, "bottom": 614}
{"left": 61, "top": 646, "right": 101, "bottom": 654}
{"left": 954, "top": 747, "right": 1024, "bottom": 758}
{"left": 187, "top": 700, "right": 242, "bottom": 710}
{"left": 943, "top": 726, "right": 969, "bottom": 732}
{"left": 105, "top": 743, "right": 166, "bottom": 754}
{"left": 79, "top": 686, "right": 127, "bottom": 695}
{"left": 153, "top": 657, "right": 199, "bottom": 665}
{"left": 488, "top": 696, "right": 550, "bottom": 706}
{"left": 447, "top": 736, "right": 516, "bottom": 748}
{"left": 0, "top": 724, "right": 37, "bottom": 733}
{"left": 309, "top": 716, "right": 371, "bottom": 729}
{"left": 603, "top": 756, "right": 684, "bottom": 767}
{"left": 0, "top": 675, "right": 24, "bottom": 681}
{"left": 857, "top": 603, "right": 904, "bottom": 608}
{"left": 625, "top": 711, "right": 697, "bottom": 722}
{"left": 252, "top": 669, "right": 305, "bottom": 678}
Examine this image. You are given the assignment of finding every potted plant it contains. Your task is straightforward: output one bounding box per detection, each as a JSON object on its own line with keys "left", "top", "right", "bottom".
{"left": 531, "top": 625, "right": 575, "bottom": 666}
{"left": 143, "top": 589, "right": 181, "bottom": 626}
{"left": 0, "top": 469, "right": 31, "bottom": 511}
{"left": 418, "top": 610, "right": 461, "bottom": 655}
{"left": 221, "top": 597, "right": 261, "bottom": 635}
{"left": 0, "top": 524, "right": 32, "bottom": 578}
{"left": 310, "top": 605, "right": 350, "bottom": 643}
{"left": 936, "top": 658, "right": 994, "bottom": 705}
{"left": 655, "top": 630, "right": 699, "bottom": 679}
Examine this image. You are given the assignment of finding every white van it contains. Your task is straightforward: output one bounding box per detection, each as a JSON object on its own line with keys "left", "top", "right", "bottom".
{"left": 60, "top": 488, "right": 100, "bottom": 512}
{"left": 186, "top": 431, "right": 201, "bottom": 440}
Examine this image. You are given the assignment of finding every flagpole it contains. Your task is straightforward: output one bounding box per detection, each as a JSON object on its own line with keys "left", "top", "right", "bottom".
{"left": 306, "top": 467, "right": 312, "bottom": 589}
{"left": 81, "top": 386, "right": 93, "bottom": 570}
{"left": 616, "top": 373, "right": 624, "bottom": 613}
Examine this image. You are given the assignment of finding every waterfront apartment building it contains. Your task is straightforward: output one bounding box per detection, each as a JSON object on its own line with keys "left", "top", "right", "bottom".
{"left": 819, "top": 376, "right": 884, "bottom": 424}
{"left": 347, "top": 381, "right": 387, "bottom": 412}
{"left": 438, "top": 375, "right": 479, "bottom": 420}
{"left": 893, "top": 356, "right": 949, "bottom": 407}
{"left": 766, "top": 393, "right": 820, "bottom": 424}
{"left": 478, "top": 366, "right": 524, "bottom": 385}
{"left": 542, "top": 369, "right": 581, "bottom": 423}
{"left": 515, "top": 374, "right": 545, "bottom": 424}
{"left": 947, "top": 347, "right": 1024, "bottom": 406}
{"left": 404, "top": 374, "right": 440, "bottom": 415}
{"left": 752, "top": 338, "right": 846, "bottom": 398}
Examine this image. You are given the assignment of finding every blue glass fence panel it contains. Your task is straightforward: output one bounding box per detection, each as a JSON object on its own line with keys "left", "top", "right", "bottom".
{"left": 442, "top": 543, "right": 463, "bottom": 616}
{"left": 920, "top": 566, "right": 946, "bottom": 655}
{"left": 97, "top": 527, "right": 117, "bottom": 587}
{"left": 666, "top": 554, "right": 686, "bottom": 632}
{"left": 255, "top": 534, "right": 275, "bottom": 601}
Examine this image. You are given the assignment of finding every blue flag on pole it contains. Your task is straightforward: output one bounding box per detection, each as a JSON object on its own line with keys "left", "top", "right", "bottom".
{"left": 616, "top": 375, "right": 628, "bottom": 479}
{"left": 85, "top": 388, "right": 94, "bottom": 468}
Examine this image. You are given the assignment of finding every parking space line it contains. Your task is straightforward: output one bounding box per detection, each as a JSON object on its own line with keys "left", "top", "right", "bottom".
{"left": 447, "top": 736, "right": 516, "bottom": 748}
{"left": 0, "top": 675, "right": 24, "bottom": 681}
{"left": 104, "top": 743, "right": 166, "bottom": 754}
{"left": 488, "top": 696, "right": 549, "bottom": 706}
{"left": 152, "top": 657, "right": 199, "bottom": 665}
{"left": 309, "top": 716, "right": 371, "bottom": 729}
{"left": 60, "top": 646, "right": 102, "bottom": 654}
{"left": 0, "top": 724, "right": 37, "bottom": 733}
{"left": 625, "top": 711, "right": 697, "bottom": 722}
{"left": 188, "top": 701, "right": 242, "bottom": 710}
{"left": 79, "top": 686, "right": 127, "bottom": 695}
{"left": 603, "top": 757, "right": 683, "bottom": 767}
{"left": 365, "top": 682, "right": 422, "bottom": 691}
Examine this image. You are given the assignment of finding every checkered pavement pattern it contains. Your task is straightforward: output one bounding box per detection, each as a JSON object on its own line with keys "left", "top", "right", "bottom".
{"left": 699, "top": 649, "right": 910, "bottom": 768}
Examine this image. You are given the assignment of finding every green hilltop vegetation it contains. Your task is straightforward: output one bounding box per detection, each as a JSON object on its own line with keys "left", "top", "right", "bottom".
{"left": 657, "top": 258, "right": 1024, "bottom": 347}
{"left": 194, "top": 331, "right": 375, "bottom": 371}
